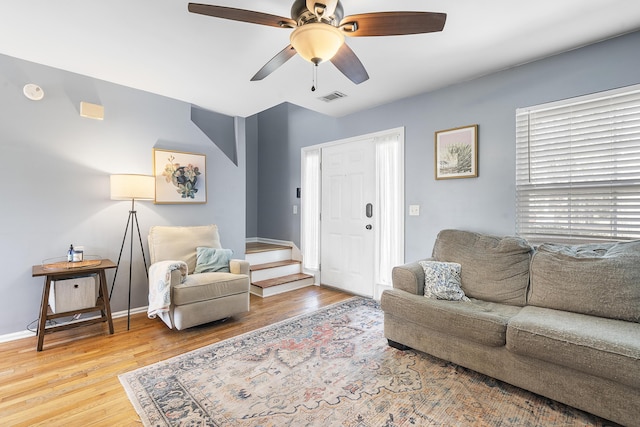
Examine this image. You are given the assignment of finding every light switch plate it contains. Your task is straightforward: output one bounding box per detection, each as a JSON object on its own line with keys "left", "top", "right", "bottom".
{"left": 409, "top": 205, "right": 420, "bottom": 216}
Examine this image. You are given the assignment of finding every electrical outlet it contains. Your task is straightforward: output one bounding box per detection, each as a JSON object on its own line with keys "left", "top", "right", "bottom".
{"left": 409, "top": 205, "right": 420, "bottom": 216}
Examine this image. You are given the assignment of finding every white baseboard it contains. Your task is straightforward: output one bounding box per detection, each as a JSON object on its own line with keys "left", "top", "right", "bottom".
{"left": 0, "top": 306, "right": 149, "bottom": 344}
{"left": 0, "top": 330, "right": 35, "bottom": 343}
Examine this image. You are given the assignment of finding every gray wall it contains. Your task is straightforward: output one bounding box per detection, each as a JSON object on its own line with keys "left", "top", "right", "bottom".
{"left": 245, "top": 115, "right": 259, "bottom": 238}
{"left": 3, "top": 30, "right": 639, "bottom": 337}
{"left": 255, "top": 30, "right": 640, "bottom": 261}
{"left": 256, "top": 103, "right": 339, "bottom": 245}
{"left": 0, "top": 54, "right": 246, "bottom": 336}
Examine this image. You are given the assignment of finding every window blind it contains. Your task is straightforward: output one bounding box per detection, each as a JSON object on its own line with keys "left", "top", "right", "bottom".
{"left": 516, "top": 84, "right": 640, "bottom": 242}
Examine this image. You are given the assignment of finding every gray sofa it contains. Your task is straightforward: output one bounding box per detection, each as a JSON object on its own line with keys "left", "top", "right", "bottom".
{"left": 381, "top": 229, "right": 640, "bottom": 427}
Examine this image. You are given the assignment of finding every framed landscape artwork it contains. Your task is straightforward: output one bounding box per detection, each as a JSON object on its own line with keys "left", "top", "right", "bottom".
{"left": 434, "top": 124, "right": 478, "bottom": 180}
{"left": 153, "top": 148, "right": 207, "bottom": 204}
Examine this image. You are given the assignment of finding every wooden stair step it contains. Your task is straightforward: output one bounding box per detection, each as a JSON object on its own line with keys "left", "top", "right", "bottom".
{"left": 252, "top": 273, "right": 314, "bottom": 289}
{"left": 251, "top": 259, "right": 301, "bottom": 271}
{"left": 246, "top": 242, "right": 291, "bottom": 254}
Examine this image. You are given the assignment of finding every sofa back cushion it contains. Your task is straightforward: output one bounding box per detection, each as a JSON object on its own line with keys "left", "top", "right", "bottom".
{"left": 528, "top": 241, "right": 640, "bottom": 322}
{"left": 148, "top": 225, "right": 222, "bottom": 273}
{"left": 432, "top": 229, "right": 532, "bottom": 306}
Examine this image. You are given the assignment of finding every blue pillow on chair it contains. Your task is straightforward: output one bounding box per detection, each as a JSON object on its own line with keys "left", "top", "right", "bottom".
{"left": 194, "top": 247, "right": 233, "bottom": 273}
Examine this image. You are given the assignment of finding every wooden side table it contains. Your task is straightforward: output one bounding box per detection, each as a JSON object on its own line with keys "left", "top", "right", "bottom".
{"left": 32, "top": 259, "right": 116, "bottom": 351}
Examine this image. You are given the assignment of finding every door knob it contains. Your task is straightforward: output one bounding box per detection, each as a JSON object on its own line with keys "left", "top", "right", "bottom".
{"left": 366, "top": 224, "right": 372, "bottom": 230}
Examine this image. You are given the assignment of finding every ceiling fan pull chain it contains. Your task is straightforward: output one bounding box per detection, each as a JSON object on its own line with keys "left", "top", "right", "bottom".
{"left": 311, "top": 63, "right": 318, "bottom": 92}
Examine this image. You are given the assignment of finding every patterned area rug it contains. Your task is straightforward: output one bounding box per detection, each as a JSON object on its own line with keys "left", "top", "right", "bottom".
{"left": 120, "top": 297, "right": 612, "bottom": 426}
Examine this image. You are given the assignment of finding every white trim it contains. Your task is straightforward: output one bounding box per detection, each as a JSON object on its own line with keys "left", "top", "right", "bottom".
{"left": 303, "top": 126, "right": 405, "bottom": 151}
{"left": 247, "top": 237, "right": 320, "bottom": 286}
{"left": 301, "top": 127, "right": 405, "bottom": 292}
{"left": 0, "top": 306, "right": 149, "bottom": 343}
{"left": 517, "top": 83, "right": 640, "bottom": 113}
{"left": 247, "top": 237, "right": 302, "bottom": 261}
{"left": 0, "top": 330, "right": 35, "bottom": 343}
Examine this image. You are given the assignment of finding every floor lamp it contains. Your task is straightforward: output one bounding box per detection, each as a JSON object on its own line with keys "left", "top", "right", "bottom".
{"left": 109, "top": 174, "right": 155, "bottom": 330}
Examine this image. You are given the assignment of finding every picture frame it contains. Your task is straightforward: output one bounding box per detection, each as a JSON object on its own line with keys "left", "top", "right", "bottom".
{"left": 153, "top": 148, "right": 207, "bottom": 204}
{"left": 435, "top": 124, "right": 478, "bottom": 180}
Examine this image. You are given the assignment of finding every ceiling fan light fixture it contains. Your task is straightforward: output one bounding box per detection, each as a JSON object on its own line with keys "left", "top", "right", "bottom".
{"left": 290, "top": 23, "right": 344, "bottom": 64}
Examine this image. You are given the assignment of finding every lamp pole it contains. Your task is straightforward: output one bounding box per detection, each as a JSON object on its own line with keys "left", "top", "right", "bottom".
{"left": 109, "top": 174, "right": 154, "bottom": 331}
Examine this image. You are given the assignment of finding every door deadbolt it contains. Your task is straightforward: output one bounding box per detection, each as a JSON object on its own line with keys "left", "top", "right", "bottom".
{"left": 366, "top": 203, "right": 373, "bottom": 218}
{"left": 366, "top": 224, "right": 372, "bottom": 230}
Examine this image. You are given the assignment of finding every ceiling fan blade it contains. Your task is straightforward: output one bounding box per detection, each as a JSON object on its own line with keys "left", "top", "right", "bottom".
{"left": 340, "top": 12, "right": 446, "bottom": 37}
{"left": 188, "top": 3, "right": 296, "bottom": 28}
{"left": 251, "top": 45, "right": 298, "bottom": 81}
{"left": 330, "top": 43, "right": 369, "bottom": 84}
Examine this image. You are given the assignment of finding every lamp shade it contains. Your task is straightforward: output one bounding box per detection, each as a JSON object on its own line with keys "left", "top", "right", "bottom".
{"left": 110, "top": 174, "right": 155, "bottom": 201}
{"left": 290, "top": 23, "right": 345, "bottom": 64}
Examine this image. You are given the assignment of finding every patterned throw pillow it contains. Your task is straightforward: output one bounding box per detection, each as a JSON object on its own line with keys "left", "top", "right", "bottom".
{"left": 419, "top": 260, "right": 470, "bottom": 301}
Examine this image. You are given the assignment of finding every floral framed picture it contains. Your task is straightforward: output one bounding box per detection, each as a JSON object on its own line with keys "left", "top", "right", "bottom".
{"left": 435, "top": 124, "right": 478, "bottom": 180}
{"left": 153, "top": 148, "right": 206, "bottom": 204}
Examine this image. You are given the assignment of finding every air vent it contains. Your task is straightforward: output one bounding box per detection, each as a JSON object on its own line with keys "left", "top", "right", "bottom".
{"left": 318, "top": 91, "right": 347, "bottom": 102}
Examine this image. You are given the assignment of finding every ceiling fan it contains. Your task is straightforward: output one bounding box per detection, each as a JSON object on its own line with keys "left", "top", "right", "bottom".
{"left": 188, "top": 0, "right": 446, "bottom": 86}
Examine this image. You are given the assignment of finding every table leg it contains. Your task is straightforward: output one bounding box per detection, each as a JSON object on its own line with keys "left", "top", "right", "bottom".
{"left": 37, "top": 276, "right": 52, "bottom": 351}
{"left": 99, "top": 270, "right": 114, "bottom": 334}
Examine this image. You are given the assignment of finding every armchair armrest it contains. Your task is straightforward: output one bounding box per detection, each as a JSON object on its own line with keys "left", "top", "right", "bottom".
{"left": 170, "top": 268, "right": 183, "bottom": 285}
{"left": 230, "top": 259, "right": 250, "bottom": 275}
{"left": 391, "top": 258, "right": 431, "bottom": 296}
{"left": 148, "top": 260, "right": 187, "bottom": 288}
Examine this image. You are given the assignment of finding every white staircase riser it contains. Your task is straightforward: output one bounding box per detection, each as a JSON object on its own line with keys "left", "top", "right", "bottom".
{"left": 251, "top": 264, "right": 302, "bottom": 282}
{"left": 250, "top": 277, "right": 315, "bottom": 298}
{"left": 246, "top": 248, "right": 292, "bottom": 265}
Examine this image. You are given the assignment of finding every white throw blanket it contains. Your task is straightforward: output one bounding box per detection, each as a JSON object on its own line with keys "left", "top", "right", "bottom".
{"left": 148, "top": 260, "right": 188, "bottom": 319}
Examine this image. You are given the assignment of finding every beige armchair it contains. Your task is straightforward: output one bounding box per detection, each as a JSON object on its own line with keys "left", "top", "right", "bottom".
{"left": 147, "top": 224, "right": 250, "bottom": 330}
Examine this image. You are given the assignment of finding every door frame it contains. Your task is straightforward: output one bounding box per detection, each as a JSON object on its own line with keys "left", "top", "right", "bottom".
{"left": 301, "top": 127, "right": 405, "bottom": 299}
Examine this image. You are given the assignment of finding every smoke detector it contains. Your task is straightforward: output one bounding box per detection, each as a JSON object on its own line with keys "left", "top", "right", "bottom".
{"left": 23, "top": 84, "right": 44, "bottom": 101}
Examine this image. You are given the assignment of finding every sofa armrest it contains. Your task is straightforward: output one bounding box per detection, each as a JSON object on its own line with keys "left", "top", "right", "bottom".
{"left": 230, "top": 259, "right": 250, "bottom": 275}
{"left": 391, "top": 258, "right": 430, "bottom": 296}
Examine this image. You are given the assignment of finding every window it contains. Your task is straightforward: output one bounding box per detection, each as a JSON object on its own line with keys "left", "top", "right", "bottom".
{"left": 301, "top": 148, "right": 321, "bottom": 270}
{"left": 375, "top": 133, "right": 404, "bottom": 286}
{"left": 516, "top": 84, "right": 640, "bottom": 242}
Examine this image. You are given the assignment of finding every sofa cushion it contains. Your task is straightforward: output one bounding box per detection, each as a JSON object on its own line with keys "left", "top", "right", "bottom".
{"left": 507, "top": 306, "right": 640, "bottom": 389}
{"left": 432, "top": 229, "right": 533, "bottom": 306}
{"left": 172, "top": 272, "right": 249, "bottom": 306}
{"left": 381, "top": 289, "right": 521, "bottom": 347}
{"left": 419, "top": 260, "right": 469, "bottom": 301}
{"left": 528, "top": 240, "right": 640, "bottom": 322}
{"left": 149, "top": 225, "right": 222, "bottom": 273}
{"left": 194, "top": 247, "right": 233, "bottom": 273}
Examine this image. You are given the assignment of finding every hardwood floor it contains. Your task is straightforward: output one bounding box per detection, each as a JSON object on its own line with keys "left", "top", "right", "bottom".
{"left": 0, "top": 286, "right": 353, "bottom": 426}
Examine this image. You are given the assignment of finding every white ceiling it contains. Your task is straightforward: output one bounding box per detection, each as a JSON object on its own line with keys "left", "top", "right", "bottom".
{"left": 1, "top": 1, "right": 640, "bottom": 118}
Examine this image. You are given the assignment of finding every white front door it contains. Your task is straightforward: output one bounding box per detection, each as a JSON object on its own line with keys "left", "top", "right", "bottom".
{"left": 320, "top": 139, "right": 375, "bottom": 297}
